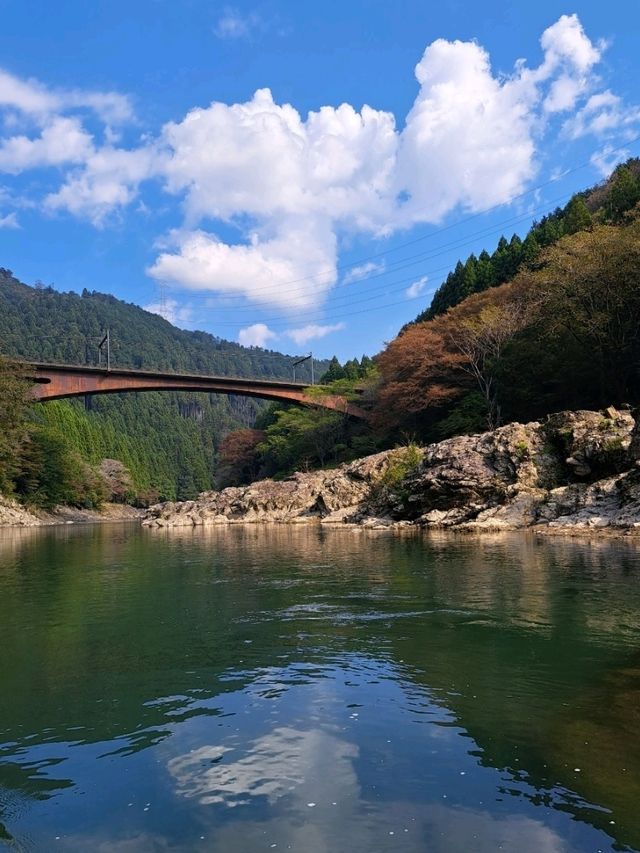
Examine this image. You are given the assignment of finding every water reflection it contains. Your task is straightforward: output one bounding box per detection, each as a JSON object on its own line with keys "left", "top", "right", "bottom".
{"left": 169, "top": 726, "right": 359, "bottom": 807}
{"left": 0, "top": 524, "right": 639, "bottom": 851}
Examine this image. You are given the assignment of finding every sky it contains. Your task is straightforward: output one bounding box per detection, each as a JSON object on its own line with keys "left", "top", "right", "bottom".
{"left": 0, "top": 0, "right": 638, "bottom": 361}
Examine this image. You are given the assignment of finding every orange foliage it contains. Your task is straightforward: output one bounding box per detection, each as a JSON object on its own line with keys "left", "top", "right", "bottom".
{"left": 372, "top": 319, "right": 469, "bottom": 432}
{"left": 373, "top": 279, "right": 535, "bottom": 434}
{"left": 217, "top": 428, "right": 265, "bottom": 486}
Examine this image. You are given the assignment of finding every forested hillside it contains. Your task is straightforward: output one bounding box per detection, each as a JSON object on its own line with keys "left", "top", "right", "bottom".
{"left": 375, "top": 210, "right": 640, "bottom": 440}
{"left": 0, "top": 272, "right": 329, "bottom": 504}
{"left": 413, "top": 159, "right": 640, "bottom": 323}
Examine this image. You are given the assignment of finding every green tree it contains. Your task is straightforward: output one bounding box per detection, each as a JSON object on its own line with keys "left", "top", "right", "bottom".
{"left": 0, "top": 356, "right": 30, "bottom": 494}
{"left": 605, "top": 165, "right": 640, "bottom": 223}
{"left": 15, "top": 425, "right": 108, "bottom": 509}
{"left": 321, "top": 356, "right": 346, "bottom": 383}
{"left": 563, "top": 195, "right": 592, "bottom": 234}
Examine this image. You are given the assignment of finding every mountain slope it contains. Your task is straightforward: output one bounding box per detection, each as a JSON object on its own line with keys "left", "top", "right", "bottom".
{"left": 0, "top": 271, "right": 329, "bottom": 501}
{"left": 412, "top": 158, "right": 640, "bottom": 324}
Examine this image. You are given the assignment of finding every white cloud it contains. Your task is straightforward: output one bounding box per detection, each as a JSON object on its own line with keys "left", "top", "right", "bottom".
{"left": 342, "top": 260, "right": 385, "bottom": 284}
{"left": 539, "top": 14, "right": 603, "bottom": 76}
{"left": 590, "top": 143, "right": 630, "bottom": 178}
{"left": 143, "top": 298, "right": 193, "bottom": 327}
{"left": 405, "top": 275, "right": 429, "bottom": 298}
{"left": 537, "top": 15, "right": 604, "bottom": 115}
{"left": 238, "top": 322, "right": 278, "bottom": 347}
{"left": 564, "top": 91, "right": 640, "bottom": 139}
{"left": 153, "top": 89, "right": 397, "bottom": 307}
{"left": 0, "top": 67, "right": 141, "bottom": 224}
{"left": 214, "top": 7, "right": 261, "bottom": 39}
{"left": 285, "top": 322, "right": 345, "bottom": 346}
{"left": 1, "top": 15, "right": 635, "bottom": 313}
{"left": 45, "top": 145, "right": 159, "bottom": 225}
{"left": 160, "top": 88, "right": 397, "bottom": 228}
{"left": 0, "top": 67, "right": 133, "bottom": 124}
{"left": 0, "top": 116, "right": 93, "bottom": 173}
{"left": 396, "top": 39, "right": 538, "bottom": 224}
{"left": 0, "top": 211, "right": 19, "bottom": 228}
{"left": 148, "top": 221, "right": 337, "bottom": 310}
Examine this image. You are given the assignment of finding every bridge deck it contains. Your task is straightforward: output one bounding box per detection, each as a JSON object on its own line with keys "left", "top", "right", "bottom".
{"left": 27, "top": 362, "right": 310, "bottom": 391}
{"left": 26, "top": 362, "right": 367, "bottom": 419}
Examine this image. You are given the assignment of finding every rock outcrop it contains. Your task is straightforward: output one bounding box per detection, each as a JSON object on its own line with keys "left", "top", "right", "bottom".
{"left": 0, "top": 497, "right": 144, "bottom": 527}
{"left": 143, "top": 407, "right": 640, "bottom": 534}
{"left": 0, "top": 495, "right": 44, "bottom": 527}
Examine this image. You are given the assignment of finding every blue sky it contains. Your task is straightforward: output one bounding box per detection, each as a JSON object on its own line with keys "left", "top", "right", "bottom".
{"left": 0, "top": 0, "right": 638, "bottom": 361}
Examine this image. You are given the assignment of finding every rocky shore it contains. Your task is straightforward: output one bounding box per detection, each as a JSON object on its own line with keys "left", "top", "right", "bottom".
{"left": 144, "top": 406, "right": 640, "bottom": 535}
{"left": 0, "top": 496, "right": 143, "bottom": 527}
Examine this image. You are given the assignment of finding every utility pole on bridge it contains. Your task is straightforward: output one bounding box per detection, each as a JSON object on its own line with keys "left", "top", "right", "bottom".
{"left": 292, "top": 352, "right": 314, "bottom": 383}
{"left": 98, "top": 329, "right": 111, "bottom": 370}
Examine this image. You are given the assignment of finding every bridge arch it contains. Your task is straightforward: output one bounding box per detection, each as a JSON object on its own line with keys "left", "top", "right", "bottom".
{"left": 27, "top": 363, "right": 367, "bottom": 419}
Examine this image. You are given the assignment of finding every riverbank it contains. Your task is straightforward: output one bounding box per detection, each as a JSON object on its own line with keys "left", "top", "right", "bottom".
{"left": 144, "top": 406, "right": 640, "bottom": 535}
{"left": 0, "top": 494, "right": 144, "bottom": 527}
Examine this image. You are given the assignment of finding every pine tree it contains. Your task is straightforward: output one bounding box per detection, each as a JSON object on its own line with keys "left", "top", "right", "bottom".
{"left": 563, "top": 195, "right": 592, "bottom": 234}
{"left": 605, "top": 165, "right": 640, "bottom": 223}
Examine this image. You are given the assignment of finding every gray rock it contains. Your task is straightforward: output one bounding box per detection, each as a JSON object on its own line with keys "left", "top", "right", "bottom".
{"left": 143, "top": 407, "right": 640, "bottom": 535}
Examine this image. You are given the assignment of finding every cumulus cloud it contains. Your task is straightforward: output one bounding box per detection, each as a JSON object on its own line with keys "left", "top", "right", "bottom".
{"left": 405, "top": 275, "right": 429, "bottom": 298}
{"left": 152, "top": 89, "right": 396, "bottom": 306}
{"left": 1, "top": 14, "right": 636, "bottom": 313}
{"left": 285, "top": 322, "right": 345, "bottom": 346}
{"left": 0, "top": 66, "right": 143, "bottom": 224}
{"left": 148, "top": 221, "right": 337, "bottom": 310}
{"left": 159, "top": 87, "right": 397, "bottom": 226}
{"left": 152, "top": 13, "right": 620, "bottom": 309}
{"left": 396, "top": 38, "right": 537, "bottom": 224}
{"left": 342, "top": 260, "right": 385, "bottom": 284}
{"left": 0, "top": 116, "right": 93, "bottom": 173}
{"left": 45, "top": 145, "right": 159, "bottom": 225}
{"left": 238, "top": 322, "right": 278, "bottom": 347}
{"left": 539, "top": 14, "right": 603, "bottom": 76}
{"left": 0, "top": 211, "right": 19, "bottom": 228}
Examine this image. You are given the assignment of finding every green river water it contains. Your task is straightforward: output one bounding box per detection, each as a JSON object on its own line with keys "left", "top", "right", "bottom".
{"left": 1, "top": 523, "right": 639, "bottom": 852}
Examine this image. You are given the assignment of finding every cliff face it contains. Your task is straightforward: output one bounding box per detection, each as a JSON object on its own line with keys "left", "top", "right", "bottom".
{"left": 143, "top": 407, "right": 640, "bottom": 534}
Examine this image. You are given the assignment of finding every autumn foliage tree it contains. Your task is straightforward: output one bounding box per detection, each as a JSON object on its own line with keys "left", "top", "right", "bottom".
{"left": 216, "top": 428, "right": 265, "bottom": 487}
{"left": 373, "top": 322, "right": 469, "bottom": 435}
{"left": 374, "top": 212, "right": 640, "bottom": 441}
{"left": 444, "top": 287, "right": 534, "bottom": 428}
{"left": 374, "top": 282, "right": 533, "bottom": 434}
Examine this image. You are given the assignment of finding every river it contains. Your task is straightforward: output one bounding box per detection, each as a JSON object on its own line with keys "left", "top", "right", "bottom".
{"left": 1, "top": 524, "right": 639, "bottom": 852}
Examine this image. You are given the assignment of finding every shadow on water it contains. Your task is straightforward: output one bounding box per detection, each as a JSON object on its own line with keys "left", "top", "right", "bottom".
{"left": 1, "top": 523, "right": 640, "bottom": 850}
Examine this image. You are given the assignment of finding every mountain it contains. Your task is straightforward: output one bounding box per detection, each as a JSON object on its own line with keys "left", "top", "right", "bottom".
{"left": 0, "top": 271, "right": 330, "bottom": 501}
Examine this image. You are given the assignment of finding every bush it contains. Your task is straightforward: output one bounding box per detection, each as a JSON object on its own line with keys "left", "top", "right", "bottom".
{"left": 378, "top": 444, "right": 424, "bottom": 494}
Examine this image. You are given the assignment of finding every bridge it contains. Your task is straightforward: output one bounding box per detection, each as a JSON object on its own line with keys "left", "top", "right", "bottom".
{"left": 27, "top": 362, "right": 367, "bottom": 419}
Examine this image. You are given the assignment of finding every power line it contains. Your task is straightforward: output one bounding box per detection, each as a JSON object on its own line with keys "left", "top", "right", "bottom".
{"left": 155, "top": 190, "right": 581, "bottom": 329}
{"left": 152, "top": 134, "right": 640, "bottom": 296}
{"left": 158, "top": 190, "right": 574, "bottom": 315}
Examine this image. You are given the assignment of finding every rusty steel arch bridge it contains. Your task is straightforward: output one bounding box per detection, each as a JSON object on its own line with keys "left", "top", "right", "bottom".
{"left": 26, "top": 362, "right": 367, "bottom": 419}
